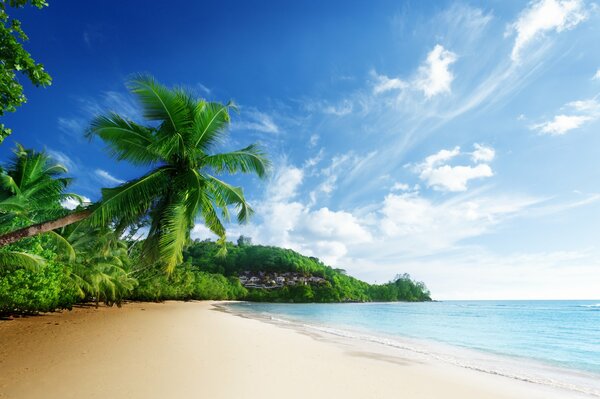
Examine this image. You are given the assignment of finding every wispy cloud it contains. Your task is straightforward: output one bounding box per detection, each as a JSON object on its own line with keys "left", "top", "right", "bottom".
{"left": 371, "top": 71, "right": 408, "bottom": 95}
{"left": 46, "top": 149, "right": 77, "bottom": 173}
{"left": 231, "top": 109, "right": 279, "bottom": 133}
{"left": 94, "top": 169, "right": 125, "bottom": 185}
{"left": 593, "top": 68, "right": 600, "bottom": 80}
{"left": 322, "top": 99, "right": 353, "bottom": 116}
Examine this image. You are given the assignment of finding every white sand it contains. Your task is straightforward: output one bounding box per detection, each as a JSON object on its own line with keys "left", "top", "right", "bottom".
{"left": 0, "top": 301, "right": 583, "bottom": 399}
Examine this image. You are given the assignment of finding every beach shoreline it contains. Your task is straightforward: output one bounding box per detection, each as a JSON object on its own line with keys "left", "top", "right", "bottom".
{"left": 0, "top": 301, "right": 589, "bottom": 399}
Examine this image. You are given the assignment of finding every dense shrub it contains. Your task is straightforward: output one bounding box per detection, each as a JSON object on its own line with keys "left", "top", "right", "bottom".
{"left": 0, "top": 258, "right": 78, "bottom": 314}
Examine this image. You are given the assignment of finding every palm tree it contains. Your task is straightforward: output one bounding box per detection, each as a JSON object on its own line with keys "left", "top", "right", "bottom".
{"left": 0, "top": 75, "right": 270, "bottom": 272}
{"left": 0, "top": 144, "right": 81, "bottom": 230}
{"left": 0, "top": 145, "right": 80, "bottom": 270}
{"left": 62, "top": 225, "right": 137, "bottom": 307}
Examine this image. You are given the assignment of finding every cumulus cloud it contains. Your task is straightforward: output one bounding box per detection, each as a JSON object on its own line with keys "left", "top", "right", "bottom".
{"left": 414, "top": 145, "right": 494, "bottom": 192}
{"left": 94, "top": 169, "right": 125, "bottom": 185}
{"left": 415, "top": 44, "right": 457, "bottom": 98}
{"left": 532, "top": 114, "right": 592, "bottom": 135}
{"left": 508, "top": 0, "right": 588, "bottom": 62}
{"left": 471, "top": 143, "right": 495, "bottom": 162}
{"left": 267, "top": 165, "right": 304, "bottom": 202}
{"left": 531, "top": 97, "right": 599, "bottom": 135}
{"left": 370, "top": 44, "right": 456, "bottom": 99}
{"left": 593, "top": 69, "right": 600, "bottom": 81}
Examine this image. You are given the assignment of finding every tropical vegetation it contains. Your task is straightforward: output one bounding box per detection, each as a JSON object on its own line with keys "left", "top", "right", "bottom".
{"left": 0, "top": 75, "right": 430, "bottom": 316}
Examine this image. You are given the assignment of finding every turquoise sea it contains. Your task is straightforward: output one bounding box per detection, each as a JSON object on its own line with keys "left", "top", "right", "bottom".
{"left": 227, "top": 300, "right": 600, "bottom": 396}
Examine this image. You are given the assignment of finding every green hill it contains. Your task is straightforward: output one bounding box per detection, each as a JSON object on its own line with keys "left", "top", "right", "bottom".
{"left": 132, "top": 239, "right": 432, "bottom": 303}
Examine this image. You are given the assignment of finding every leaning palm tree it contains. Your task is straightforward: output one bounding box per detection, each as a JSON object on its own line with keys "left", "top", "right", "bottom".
{"left": 0, "top": 75, "right": 270, "bottom": 272}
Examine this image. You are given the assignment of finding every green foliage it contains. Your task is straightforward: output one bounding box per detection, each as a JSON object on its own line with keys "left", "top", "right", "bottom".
{"left": 86, "top": 75, "right": 270, "bottom": 273}
{"left": 0, "top": 0, "right": 52, "bottom": 140}
{"left": 0, "top": 144, "right": 79, "bottom": 233}
{"left": 182, "top": 240, "right": 431, "bottom": 303}
{"left": 0, "top": 236, "right": 77, "bottom": 314}
{"left": 60, "top": 225, "right": 137, "bottom": 307}
{"left": 130, "top": 262, "right": 247, "bottom": 301}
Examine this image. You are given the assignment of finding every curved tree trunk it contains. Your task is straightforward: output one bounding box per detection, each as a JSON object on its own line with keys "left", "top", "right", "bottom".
{"left": 0, "top": 209, "right": 92, "bottom": 247}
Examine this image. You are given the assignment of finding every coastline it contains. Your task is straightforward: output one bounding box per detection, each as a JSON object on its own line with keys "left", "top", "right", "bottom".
{"left": 0, "top": 301, "right": 589, "bottom": 399}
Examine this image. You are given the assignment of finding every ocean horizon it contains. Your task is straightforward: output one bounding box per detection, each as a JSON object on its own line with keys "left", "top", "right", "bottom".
{"left": 226, "top": 300, "right": 600, "bottom": 397}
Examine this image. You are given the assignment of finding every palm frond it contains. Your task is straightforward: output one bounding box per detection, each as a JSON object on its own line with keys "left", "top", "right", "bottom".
{"left": 0, "top": 250, "right": 45, "bottom": 271}
{"left": 207, "top": 175, "right": 253, "bottom": 223}
{"left": 88, "top": 168, "right": 171, "bottom": 226}
{"left": 191, "top": 101, "right": 233, "bottom": 152}
{"left": 157, "top": 197, "right": 191, "bottom": 273}
{"left": 202, "top": 144, "right": 270, "bottom": 178}
{"left": 45, "top": 231, "right": 76, "bottom": 262}
{"left": 86, "top": 113, "right": 158, "bottom": 166}
{"left": 127, "top": 74, "right": 191, "bottom": 133}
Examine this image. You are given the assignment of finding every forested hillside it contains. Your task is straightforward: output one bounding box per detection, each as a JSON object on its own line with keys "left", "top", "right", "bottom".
{"left": 131, "top": 239, "right": 432, "bottom": 303}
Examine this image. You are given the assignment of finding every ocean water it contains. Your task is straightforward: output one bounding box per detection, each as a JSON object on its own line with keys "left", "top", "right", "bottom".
{"left": 226, "top": 300, "right": 600, "bottom": 396}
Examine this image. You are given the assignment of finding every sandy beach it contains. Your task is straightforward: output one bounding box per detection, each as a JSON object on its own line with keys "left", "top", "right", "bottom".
{"left": 0, "top": 301, "right": 584, "bottom": 399}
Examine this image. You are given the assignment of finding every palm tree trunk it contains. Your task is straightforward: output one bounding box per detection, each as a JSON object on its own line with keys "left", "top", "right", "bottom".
{"left": 0, "top": 209, "right": 92, "bottom": 247}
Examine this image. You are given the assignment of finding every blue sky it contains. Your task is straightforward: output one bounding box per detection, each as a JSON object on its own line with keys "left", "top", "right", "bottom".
{"left": 3, "top": 0, "right": 600, "bottom": 299}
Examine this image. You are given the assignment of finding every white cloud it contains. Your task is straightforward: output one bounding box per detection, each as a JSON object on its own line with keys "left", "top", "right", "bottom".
{"left": 594, "top": 69, "right": 600, "bottom": 80}
{"left": 422, "top": 164, "right": 493, "bottom": 192}
{"left": 414, "top": 146, "right": 494, "bottom": 192}
{"left": 415, "top": 44, "right": 457, "bottom": 98}
{"left": 566, "top": 98, "right": 600, "bottom": 113}
{"left": 533, "top": 114, "right": 592, "bottom": 135}
{"left": 471, "top": 143, "right": 496, "bottom": 162}
{"left": 531, "top": 97, "right": 599, "bottom": 135}
{"left": 372, "top": 72, "right": 408, "bottom": 95}
{"left": 309, "top": 134, "right": 319, "bottom": 147}
{"left": 391, "top": 182, "right": 410, "bottom": 191}
{"left": 508, "top": 0, "right": 588, "bottom": 62}
{"left": 94, "top": 169, "right": 125, "bottom": 185}
{"left": 421, "top": 146, "right": 461, "bottom": 169}
{"left": 190, "top": 224, "right": 219, "bottom": 241}
{"left": 304, "top": 148, "right": 324, "bottom": 169}
{"left": 61, "top": 195, "right": 91, "bottom": 210}
{"left": 379, "top": 192, "right": 539, "bottom": 253}
{"left": 298, "top": 208, "right": 372, "bottom": 244}
{"left": 267, "top": 165, "right": 304, "bottom": 202}
{"left": 309, "top": 151, "right": 377, "bottom": 205}
{"left": 232, "top": 109, "right": 279, "bottom": 133}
